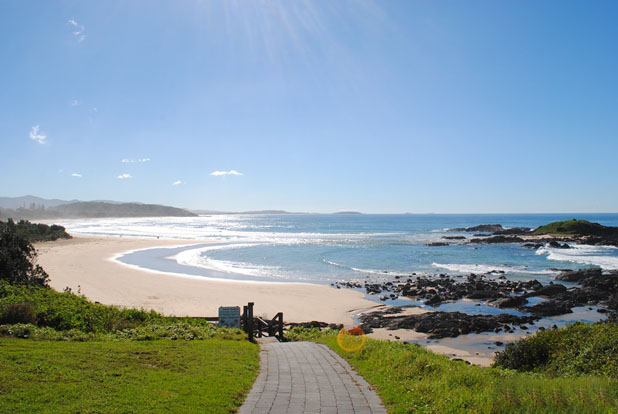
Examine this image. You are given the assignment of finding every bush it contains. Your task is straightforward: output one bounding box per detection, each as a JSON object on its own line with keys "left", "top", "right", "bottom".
{"left": 0, "top": 219, "right": 71, "bottom": 242}
{"left": 0, "top": 225, "right": 49, "bottom": 287}
{"left": 0, "top": 302, "right": 36, "bottom": 325}
{"left": 494, "top": 321, "right": 618, "bottom": 377}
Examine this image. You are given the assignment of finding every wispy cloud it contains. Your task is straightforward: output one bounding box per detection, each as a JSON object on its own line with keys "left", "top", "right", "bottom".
{"left": 210, "top": 170, "right": 243, "bottom": 176}
{"left": 29, "top": 125, "right": 47, "bottom": 144}
{"left": 172, "top": 180, "right": 182, "bottom": 186}
{"left": 68, "top": 19, "right": 86, "bottom": 42}
{"left": 71, "top": 173, "right": 82, "bottom": 177}
{"left": 121, "top": 158, "right": 151, "bottom": 163}
{"left": 117, "top": 173, "right": 132, "bottom": 180}
{"left": 70, "top": 99, "right": 80, "bottom": 106}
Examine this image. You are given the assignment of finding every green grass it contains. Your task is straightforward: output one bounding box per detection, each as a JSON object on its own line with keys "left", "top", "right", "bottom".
{"left": 291, "top": 329, "right": 618, "bottom": 413}
{"left": 0, "top": 338, "right": 259, "bottom": 414}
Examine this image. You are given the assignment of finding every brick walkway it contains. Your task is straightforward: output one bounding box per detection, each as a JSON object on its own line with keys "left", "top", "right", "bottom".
{"left": 239, "top": 342, "right": 387, "bottom": 414}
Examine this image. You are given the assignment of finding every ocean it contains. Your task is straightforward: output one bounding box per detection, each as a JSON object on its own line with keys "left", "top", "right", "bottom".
{"left": 59, "top": 213, "right": 618, "bottom": 286}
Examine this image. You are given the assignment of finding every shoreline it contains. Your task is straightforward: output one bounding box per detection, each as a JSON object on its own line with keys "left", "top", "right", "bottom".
{"left": 35, "top": 236, "right": 378, "bottom": 325}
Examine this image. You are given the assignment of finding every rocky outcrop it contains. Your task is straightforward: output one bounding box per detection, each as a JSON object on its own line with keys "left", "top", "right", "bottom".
{"left": 523, "top": 300, "right": 573, "bottom": 317}
{"left": 360, "top": 310, "right": 538, "bottom": 339}
{"left": 450, "top": 224, "right": 504, "bottom": 233}
{"left": 555, "top": 268, "right": 602, "bottom": 282}
{"left": 469, "top": 235, "right": 526, "bottom": 244}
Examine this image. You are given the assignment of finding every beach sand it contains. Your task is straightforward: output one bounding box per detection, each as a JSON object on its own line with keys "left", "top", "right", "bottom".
{"left": 35, "top": 236, "right": 378, "bottom": 325}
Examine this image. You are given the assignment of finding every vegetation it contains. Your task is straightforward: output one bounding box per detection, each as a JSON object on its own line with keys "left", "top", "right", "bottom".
{"left": 289, "top": 328, "right": 618, "bottom": 413}
{"left": 533, "top": 219, "right": 618, "bottom": 237}
{"left": 0, "top": 226, "right": 258, "bottom": 412}
{"left": 0, "top": 281, "right": 246, "bottom": 341}
{"left": 494, "top": 321, "right": 618, "bottom": 377}
{"left": 0, "top": 219, "right": 71, "bottom": 242}
{"left": 0, "top": 225, "right": 50, "bottom": 287}
{"left": 0, "top": 338, "right": 259, "bottom": 414}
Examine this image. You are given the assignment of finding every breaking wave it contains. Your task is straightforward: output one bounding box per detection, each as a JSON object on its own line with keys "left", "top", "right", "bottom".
{"left": 536, "top": 244, "right": 618, "bottom": 270}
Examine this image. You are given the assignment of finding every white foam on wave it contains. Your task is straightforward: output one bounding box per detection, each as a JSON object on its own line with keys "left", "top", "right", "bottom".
{"left": 431, "top": 262, "right": 555, "bottom": 275}
{"left": 323, "top": 260, "right": 411, "bottom": 277}
{"left": 174, "top": 243, "right": 297, "bottom": 279}
{"left": 57, "top": 216, "right": 374, "bottom": 245}
{"left": 536, "top": 244, "right": 618, "bottom": 270}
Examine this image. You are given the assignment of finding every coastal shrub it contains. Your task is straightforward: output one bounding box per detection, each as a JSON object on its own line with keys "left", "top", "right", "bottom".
{"left": 0, "top": 219, "right": 71, "bottom": 242}
{"left": 0, "top": 322, "right": 246, "bottom": 342}
{"left": 0, "top": 226, "right": 49, "bottom": 287}
{"left": 0, "top": 281, "right": 163, "bottom": 332}
{"left": 286, "top": 326, "right": 338, "bottom": 341}
{"left": 0, "top": 302, "right": 36, "bottom": 325}
{"left": 494, "top": 321, "right": 618, "bottom": 377}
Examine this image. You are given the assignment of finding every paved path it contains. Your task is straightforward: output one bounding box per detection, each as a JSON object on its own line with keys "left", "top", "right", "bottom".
{"left": 239, "top": 342, "right": 387, "bottom": 414}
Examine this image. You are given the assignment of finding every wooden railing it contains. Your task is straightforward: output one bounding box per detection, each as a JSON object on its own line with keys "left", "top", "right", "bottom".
{"left": 241, "top": 302, "right": 285, "bottom": 342}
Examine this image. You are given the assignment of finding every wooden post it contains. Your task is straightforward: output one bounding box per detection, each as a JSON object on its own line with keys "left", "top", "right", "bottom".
{"left": 242, "top": 305, "right": 248, "bottom": 333}
{"left": 277, "top": 312, "right": 284, "bottom": 340}
{"left": 247, "top": 302, "right": 254, "bottom": 342}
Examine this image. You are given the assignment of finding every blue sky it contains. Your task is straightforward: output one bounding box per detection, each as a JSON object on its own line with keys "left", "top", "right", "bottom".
{"left": 1, "top": 1, "right": 617, "bottom": 213}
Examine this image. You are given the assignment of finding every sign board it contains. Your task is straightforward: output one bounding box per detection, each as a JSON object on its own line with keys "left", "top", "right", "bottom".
{"left": 218, "top": 306, "right": 241, "bottom": 329}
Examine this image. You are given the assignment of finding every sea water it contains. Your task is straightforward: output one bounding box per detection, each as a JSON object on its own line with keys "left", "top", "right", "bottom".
{"left": 60, "top": 213, "right": 618, "bottom": 284}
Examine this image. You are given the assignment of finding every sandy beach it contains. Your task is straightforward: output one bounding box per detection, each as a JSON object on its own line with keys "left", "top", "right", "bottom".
{"left": 35, "top": 236, "right": 378, "bottom": 325}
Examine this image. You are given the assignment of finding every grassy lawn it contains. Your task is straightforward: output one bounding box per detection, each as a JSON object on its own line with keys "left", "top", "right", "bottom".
{"left": 314, "top": 335, "right": 618, "bottom": 414}
{"left": 0, "top": 338, "right": 259, "bottom": 414}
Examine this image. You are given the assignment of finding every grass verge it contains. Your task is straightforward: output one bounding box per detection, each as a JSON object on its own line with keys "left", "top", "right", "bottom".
{"left": 290, "top": 328, "right": 618, "bottom": 414}
{"left": 0, "top": 338, "right": 259, "bottom": 414}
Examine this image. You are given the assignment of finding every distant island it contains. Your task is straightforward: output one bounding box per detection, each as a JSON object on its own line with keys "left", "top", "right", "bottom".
{"left": 333, "top": 211, "right": 363, "bottom": 215}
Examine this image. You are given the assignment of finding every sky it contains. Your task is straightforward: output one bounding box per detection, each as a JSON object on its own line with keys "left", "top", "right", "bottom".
{"left": 1, "top": 1, "right": 618, "bottom": 213}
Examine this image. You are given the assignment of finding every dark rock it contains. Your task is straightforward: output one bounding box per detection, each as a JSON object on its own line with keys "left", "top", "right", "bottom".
{"left": 425, "top": 294, "right": 444, "bottom": 306}
{"left": 494, "top": 227, "right": 532, "bottom": 235}
{"left": 489, "top": 296, "right": 528, "bottom": 308}
{"left": 555, "top": 268, "right": 602, "bottom": 282}
{"left": 450, "top": 224, "right": 504, "bottom": 233}
{"left": 442, "top": 236, "right": 466, "bottom": 240}
{"left": 469, "top": 235, "right": 525, "bottom": 244}
{"left": 580, "top": 272, "right": 618, "bottom": 291}
{"left": 523, "top": 300, "right": 572, "bottom": 317}
{"left": 287, "top": 321, "right": 330, "bottom": 329}
{"left": 526, "top": 283, "right": 567, "bottom": 298}
{"left": 426, "top": 242, "right": 449, "bottom": 247}
{"left": 467, "top": 290, "right": 503, "bottom": 300}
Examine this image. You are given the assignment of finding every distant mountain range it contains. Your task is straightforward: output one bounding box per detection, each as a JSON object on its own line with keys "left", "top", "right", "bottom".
{"left": 0, "top": 195, "right": 79, "bottom": 209}
{"left": 0, "top": 196, "right": 366, "bottom": 219}
{"left": 0, "top": 196, "right": 196, "bottom": 219}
